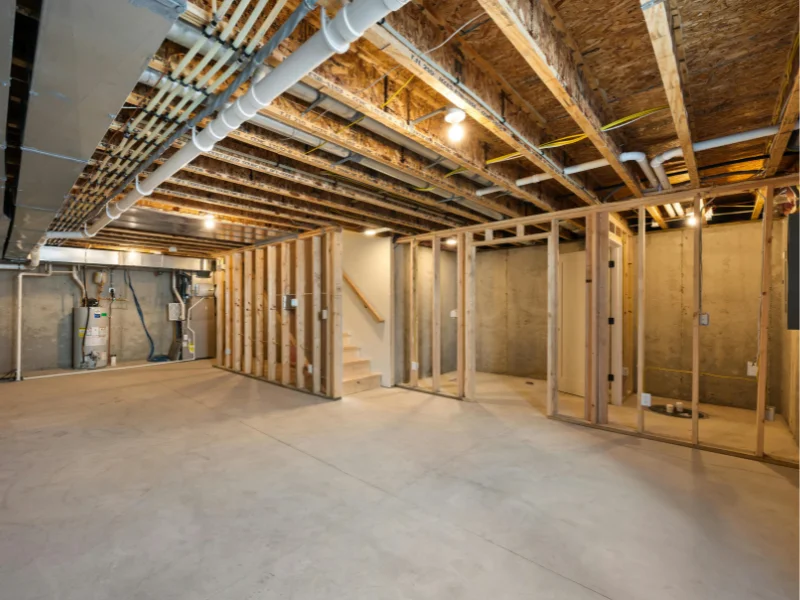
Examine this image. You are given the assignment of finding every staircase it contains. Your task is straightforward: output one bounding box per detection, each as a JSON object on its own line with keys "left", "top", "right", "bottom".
{"left": 342, "top": 332, "right": 382, "bottom": 395}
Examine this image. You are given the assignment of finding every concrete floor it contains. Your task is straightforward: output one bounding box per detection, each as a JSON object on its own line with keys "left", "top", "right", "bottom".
{"left": 1, "top": 361, "right": 798, "bottom": 600}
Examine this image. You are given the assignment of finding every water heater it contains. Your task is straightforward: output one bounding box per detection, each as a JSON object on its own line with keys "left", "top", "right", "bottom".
{"left": 73, "top": 307, "right": 109, "bottom": 369}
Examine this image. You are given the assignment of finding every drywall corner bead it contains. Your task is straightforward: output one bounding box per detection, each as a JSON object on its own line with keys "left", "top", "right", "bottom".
{"left": 129, "top": 0, "right": 187, "bottom": 20}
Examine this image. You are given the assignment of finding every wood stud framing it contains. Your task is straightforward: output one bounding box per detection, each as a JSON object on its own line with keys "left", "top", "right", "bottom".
{"left": 395, "top": 176, "right": 794, "bottom": 465}
{"left": 214, "top": 229, "right": 341, "bottom": 400}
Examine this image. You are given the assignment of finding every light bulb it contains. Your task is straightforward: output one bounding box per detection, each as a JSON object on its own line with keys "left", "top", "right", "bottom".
{"left": 444, "top": 107, "right": 466, "bottom": 124}
{"left": 363, "top": 229, "right": 377, "bottom": 236}
{"left": 448, "top": 123, "right": 464, "bottom": 142}
{"left": 445, "top": 238, "right": 457, "bottom": 246}
{"left": 204, "top": 214, "right": 216, "bottom": 229}
{"left": 686, "top": 213, "right": 697, "bottom": 227}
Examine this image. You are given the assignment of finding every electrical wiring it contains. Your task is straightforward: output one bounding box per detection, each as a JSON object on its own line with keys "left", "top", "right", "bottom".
{"left": 124, "top": 270, "right": 170, "bottom": 362}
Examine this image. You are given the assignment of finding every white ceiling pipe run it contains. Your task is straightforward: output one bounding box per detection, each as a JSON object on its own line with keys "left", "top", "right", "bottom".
{"left": 651, "top": 122, "right": 800, "bottom": 190}
{"left": 477, "top": 152, "right": 662, "bottom": 197}
{"left": 47, "top": 0, "right": 411, "bottom": 241}
{"left": 166, "top": 20, "right": 493, "bottom": 188}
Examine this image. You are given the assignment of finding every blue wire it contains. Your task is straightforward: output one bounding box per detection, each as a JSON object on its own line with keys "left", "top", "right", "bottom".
{"left": 124, "top": 271, "right": 170, "bottom": 362}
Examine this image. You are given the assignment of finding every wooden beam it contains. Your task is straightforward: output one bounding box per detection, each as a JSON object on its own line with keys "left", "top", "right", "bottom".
{"left": 456, "top": 233, "right": 466, "bottom": 398}
{"left": 254, "top": 249, "right": 265, "bottom": 378}
{"left": 232, "top": 252, "right": 243, "bottom": 372}
{"left": 637, "top": 208, "right": 646, "bottom": 433}
{"left": 329, "top": 230, "right": 344, "bottom": 398}
{"left": 547, "top": 220, "right": 559, "bottom": 416}
{"left": 281, "top": 243, "right": 291, "bottom": 386}
{"left": 296, "top": 239, "right": 306, "bottom": 390}
{"left": 464, "top": 232, "right": 476, "bottom": 400}
{"left": 224, "top": 260, "right": 233, "bottom": 369}
{"left": 764, "top": 70, "right": 799, "bottom": 177}
{"left": 343, "top": 271, "right": 385, "bottom": 323}
{"left": 640, "top": 0, "right": 700, "bottom": 187}
{"left": 243, "top": 250, "right": 253, "bottom": 374}
{"left": 266, "top": 245, "right": 277, "bottom": 381}
{"left": 475, "top": 0, "right": 643, "bottom": 197}
{"left": 432, "top": 239, "right": 441, "bottom": 393}
{"left": 756, "top": 187, "right": 774, "bottom": 456}
{"left": 691, "top": 194, "right": 702, "bottom": 445}
{"left": 215, "top": 268, "right": 224, "bottom": 367}
{"left": 396, "top": 174, "right": 798, "bottom": 242}
{"left": 595, "top": 213, "right": 610, "bottom": 424}
{"left": 472, "top": 232, "right": 550, "bottom": 247}
{"left": 312, "top": 235, "right": 322, "bottom": 395}
{"left": 585, "top": 215, "right": 595, "bottom": 421}
{"left": 408, "top": 239, "right": 419, "bottom": 387}
{"left": 623, "top": 231, "right": 635, "bottom": 400}
{"left": 363, "top": 9, "right": 598, "bottom": 205}
{"left": 752, "top": 186, "right": 769, "bottom": 220}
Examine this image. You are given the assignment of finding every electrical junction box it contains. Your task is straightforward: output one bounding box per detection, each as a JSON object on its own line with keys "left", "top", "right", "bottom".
{"left": 699, "top": 313, "right": 710, "bottom": 326}
{"left": 747, "top": 361, "right": 758, "bottom": 377}
{"left": 168, "top": 303, "right": 183, "bottom": 321}
{"left": 641, "top": 392, "right": 652, "bottom": 407}
{"left": 450, "top": 309, "right": 457, "bottom": 318}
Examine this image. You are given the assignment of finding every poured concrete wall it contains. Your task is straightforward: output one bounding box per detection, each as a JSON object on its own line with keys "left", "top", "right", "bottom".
{"left": 0, "top": 267, "right": 177, "bottom": 375}
{"left": 645, "top": 220, "right": 787, "bottom": 410}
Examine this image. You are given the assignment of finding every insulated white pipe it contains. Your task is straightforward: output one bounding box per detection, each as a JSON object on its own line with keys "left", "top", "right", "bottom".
{"left": 186, "top": 297, "right": 207, "bottom": 360}
{"left": 477, "top": 157, "right": 613, "bottom": 196}
{"left": 650, "top": 123, "right": 800, "bottom": 190}
{"left": 50, "top": 0, "right": 410, "bottom": 240}
{"left": 71, "top": 266, "right": 86, "bottom": 302}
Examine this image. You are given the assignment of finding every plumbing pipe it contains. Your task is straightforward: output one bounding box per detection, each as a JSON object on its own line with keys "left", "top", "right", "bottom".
{"left": 651, "top": 123, "right": 800, "bottom": 191}
{"left": 171, "top": 271, "right": 185, "bottom": 321}
{"left": 71, "top": 266, "right": 87, "bottom": 303}
{"left": 48, "top": 0, "right": 412, "bottom": 241}
{"left": 477, "top": 152, "right": 660, "bottom": 197}
{"left": 185, "top": 297, "right": 207, "bottom": 360}
{"left": 164, "top": 20, "right": 493, "bottom": 189}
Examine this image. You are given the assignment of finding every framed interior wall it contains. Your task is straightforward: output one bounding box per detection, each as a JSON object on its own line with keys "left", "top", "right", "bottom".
{"left": 394, "top": 174, "right": 798, "bottom": 467}
{"left": 214, "top": 227, "right": 343, "bottom": 399}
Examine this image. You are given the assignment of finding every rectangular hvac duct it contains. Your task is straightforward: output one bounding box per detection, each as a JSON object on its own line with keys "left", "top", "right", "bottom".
{"left": 0, "top": 0, "right": 14, "bottom": 196}
{"left": 3, "top": 0, "right": 185, "bottom": 260}
{"left": 39, "top": 245, "right": 215, "bottom": 271}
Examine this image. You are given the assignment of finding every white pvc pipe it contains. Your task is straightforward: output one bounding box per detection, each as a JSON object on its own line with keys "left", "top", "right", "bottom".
{"left": 186, "top": 297, "right": 207, "bottom": 360}
{"left": 650, "top": 123, "right": 800, "bottom": 191}
{"left": 51, "top": 0, "right": 410, "bottom": 241}
{"left": 171, "top": 271, "right": 185, "bottom": 321}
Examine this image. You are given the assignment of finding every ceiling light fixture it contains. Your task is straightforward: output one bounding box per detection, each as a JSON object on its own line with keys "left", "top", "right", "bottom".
{"left": 444, "top": 107, "right": 466, "bottom": 124}
{"left": 204, "top": 214, "right": 216, "bottom": 230}
{"left": 363, "top": 229, "right": 377, "bottom": 236}
{"left": 445, "top": 238, "right": 457, "bottom": 246}
{"left": 448, "top": 123, "right": 465, "bottom": 142}
{"left": 686, "top": 212, "right": 698, "bottom": 227}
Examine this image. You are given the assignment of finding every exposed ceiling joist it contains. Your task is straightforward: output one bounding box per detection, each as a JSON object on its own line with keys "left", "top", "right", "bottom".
{"left": 640, "top": 0, "right": 700, "bottom": 187}
{"left": 763, "top": 71, "right": 799, "bottom": 177}
{"left": 358, "top": 3, "right": 599, "bottom": 206}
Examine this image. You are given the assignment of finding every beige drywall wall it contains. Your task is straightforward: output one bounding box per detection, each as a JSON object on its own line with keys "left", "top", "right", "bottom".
{"left": 342, "top": 231, "right": 392, "bottom": 386}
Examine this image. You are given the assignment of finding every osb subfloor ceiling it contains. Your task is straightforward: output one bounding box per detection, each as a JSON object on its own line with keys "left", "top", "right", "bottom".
{"left": 27, "top": 0, "right": 800, "bottom": 256}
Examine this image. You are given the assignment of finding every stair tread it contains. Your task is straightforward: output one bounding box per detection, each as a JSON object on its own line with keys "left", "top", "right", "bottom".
{"left": 343, "top": 372, "right": 381, "bottom": 382}
{"left": 344, "top": 357, "right": 370, "bottom": 365}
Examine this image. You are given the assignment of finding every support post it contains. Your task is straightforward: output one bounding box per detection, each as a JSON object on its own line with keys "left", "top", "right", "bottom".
{"left": 547, "top": 220, "right": 560, "bottom": 416}
{"left": 457, "top": 233, "right": 465, "bottom": 398}
{"left": 281, "top": 243, "right": 291, "bottom": 386}
{"left": 432, "top": 238, "right": 441, "bottom": 392}
{"left": 233, "top": 252, "right": 243, "bottom": 372}
{"left": 596, "top": 213, "right": 610, "bottom": 424}
{"left": 329, "top": 229, "right": 343, "bottom": 398}
{"left": 295, "top": 239, "right": 306, "bottom": 390}
{"left": 464, "top": 232, "right": 476, "bottom": 400}
{"left": 243, "top": 250, "right": 253, "bottom": 375}
{"left": 691, "top": 194, "right": 702, "bottom": 445}
{"left": 254, "top": 249, "right": 265, "bottom": 377}
{"left": 224, "top": 260, "right": 232, "bottom": 369}
{"left": 215, "top": 266, "right": 224, "bottom": 367}
{"left": 637, "top": 207, "right": 646, "bottom": 433}
{"left": 312, "top": 235, "right": 322, "bottom": 394}
{"left": 409, "top": 239, "right": 419, "bottom": 386}
{"left": 585, "top": 214, "right": 596, "bottom": 421}
{"left": 756, "top": 187, "right": 774, "bottom": 456}
{"left": 266, "top": 245, "right": 277, "bottom": 381}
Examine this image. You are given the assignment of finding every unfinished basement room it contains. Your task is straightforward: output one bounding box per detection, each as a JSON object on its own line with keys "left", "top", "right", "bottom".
{"left": 1, "top": 0, "right": 799, "bottom": 597}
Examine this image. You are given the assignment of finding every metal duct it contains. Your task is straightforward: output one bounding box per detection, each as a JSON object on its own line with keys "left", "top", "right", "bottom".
{"left": 0, "top": 0, "right": 13, "bottom": 199}
{"left": 3, "top": 0, "right": 185, "bottom": 260}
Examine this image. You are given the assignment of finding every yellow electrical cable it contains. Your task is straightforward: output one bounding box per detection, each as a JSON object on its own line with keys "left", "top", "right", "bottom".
{"left": 646, "top": 365, "right": 756, "bottom": 383}
{"left": 484, "top": 105, "right": 669, "bottom": 163}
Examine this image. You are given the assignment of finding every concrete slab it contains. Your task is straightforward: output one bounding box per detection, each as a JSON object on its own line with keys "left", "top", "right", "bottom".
{"left": 0, "top": 361, "right": 797, "bottom": 599}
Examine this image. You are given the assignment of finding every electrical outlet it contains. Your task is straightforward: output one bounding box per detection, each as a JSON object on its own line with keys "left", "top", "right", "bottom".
{"left": 622, "top": 366, "right": 629, "bottom": 377}
{"left": 747, "top": 361, "right": 758, "bottom": 377}
{"left": 641, "top": 392, "right": 652, "bottom": 407}
{"left": 699, "top": 313, "right": 710, "bottom": 326}
{"left": 307, "top": 364, "right": 313, "bottom": 374}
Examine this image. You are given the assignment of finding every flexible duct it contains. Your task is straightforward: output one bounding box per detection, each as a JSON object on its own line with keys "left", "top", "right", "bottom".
{"left": 46, "top": 0, "right": 411, "bottom": 241}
